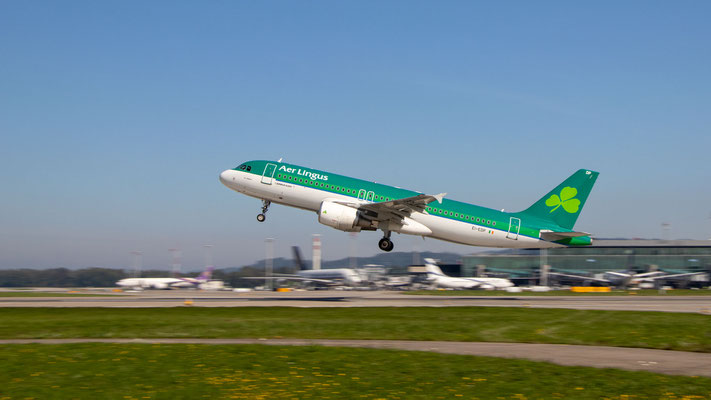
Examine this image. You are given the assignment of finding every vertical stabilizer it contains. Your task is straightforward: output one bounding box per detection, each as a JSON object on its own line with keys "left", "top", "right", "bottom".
{"left": 424, "top": 258, "right": 445, "bottom": 277}
{"left": 520, "top": 169, "right": 599, "bottom": 230}
{"left": 197, "top": 266, "right": 214, "bottom": 281}
{"left": 292, "top": 246, "right": 306, "bottom": 271}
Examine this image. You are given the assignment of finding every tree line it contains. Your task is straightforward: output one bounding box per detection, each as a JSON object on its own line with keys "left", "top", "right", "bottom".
{"left": 0, "top": 266, "right": 295, "bottom": 288}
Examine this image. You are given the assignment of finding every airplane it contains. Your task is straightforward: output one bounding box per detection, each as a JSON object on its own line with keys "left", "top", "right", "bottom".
{"left": 116, "top": 267, "right": 214, "bottom": 290}
{"left": 253, "top": 246, "right": 363, "bottom": 287}
{"left": 424, "top": 258, "right": 514, "bottom": 289}
{"left": 219, "top": 160, "right": 599, "bottom": 252}
{"left": 546, "top": 269, "right": 709, "bottom": 289}
{"left": 626, "top": 271, "right": 709, "bottom": 288}
{"left": 287, "top": 246, "right": 363, "bottom": 286}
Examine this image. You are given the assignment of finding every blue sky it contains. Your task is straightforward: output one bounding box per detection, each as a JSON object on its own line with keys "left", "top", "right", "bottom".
{"left": 1, "top": 1, "right": 710, "bottom": 270}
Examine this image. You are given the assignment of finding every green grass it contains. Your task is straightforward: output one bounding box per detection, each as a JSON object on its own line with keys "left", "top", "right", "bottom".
{"left": 408, "top": 289, "right": 711, "bottom": 296}
{"left": 2, "top": 307, "right": 710, "bottom": 352}
{"left": 1, "top": 343, "right": 710, "bottom": 399}
{"left": 0, "top": 291, "right": 119, "bottom": 297}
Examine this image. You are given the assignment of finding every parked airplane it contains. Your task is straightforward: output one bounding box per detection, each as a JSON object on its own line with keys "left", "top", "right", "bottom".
{"left": 116, "top": 267, "right": 214, "bottom": 290}
{"left": 287, "top": 246, "right": 363, "bottom": 286}
{"left": 244, "top": 247, "right": 363, "bottom": 287}
{"left": 220, "top": 160, "right": 599, "bottom": 252}
{"left": 547, "top": 269, "right": 709, "bottom": 288}
{"left": 424, "top": 258, "right": 514, "bottom": 289}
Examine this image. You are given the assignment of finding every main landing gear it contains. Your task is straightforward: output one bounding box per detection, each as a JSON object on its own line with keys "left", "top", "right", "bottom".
{"left": 257, "top": 200, "right": 271, "bottom": 222}
{"left": 378, "top": 231, "right": 394, "bottom": 252}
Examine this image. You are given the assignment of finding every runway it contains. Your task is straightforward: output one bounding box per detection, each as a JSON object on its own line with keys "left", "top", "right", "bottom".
{"left": 2, "top": 290, "right": 711, "bottom": 313}
{"left": 2, "top": 338, "right": 710, "bottom": 377}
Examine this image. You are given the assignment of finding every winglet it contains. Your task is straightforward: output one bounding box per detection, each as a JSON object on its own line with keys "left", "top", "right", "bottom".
{"left": 434, "top": 193, "right": 446, "bottom": 204}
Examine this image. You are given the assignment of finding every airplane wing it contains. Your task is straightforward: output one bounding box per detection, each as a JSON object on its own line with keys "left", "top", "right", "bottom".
{"left": 636, "top": 272, "right": 709, "bottom": 281}
{"left": 335, "top": 193, "right": 446, "bottom": 222}
{"left": 241, "top": 276, "right": 341, "bottom": 285}
{"left": 632, "top": 271, "right": 667, "bottom": 278}
{"left": 546, "top": 272, "right": 611, "bottom": 284}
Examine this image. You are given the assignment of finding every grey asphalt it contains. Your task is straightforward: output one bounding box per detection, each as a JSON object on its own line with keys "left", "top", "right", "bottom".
{"left": 2, "top": 338, "right": 710, "bottom": 377}
{"left": 2, "top": 290, "right": 711, "bottom": 313}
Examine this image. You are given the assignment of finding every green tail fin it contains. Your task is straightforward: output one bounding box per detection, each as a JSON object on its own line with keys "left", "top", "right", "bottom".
{"left": 520, "top": 169, "right": 599, "bottom": 230}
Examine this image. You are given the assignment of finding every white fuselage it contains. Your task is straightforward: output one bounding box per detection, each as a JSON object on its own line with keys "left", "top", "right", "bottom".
{"left": 116, "top": 277, "right": 184, "bottom": 290}
{"left": 117, "top": 276, "right": 209, "bottom": 290}
{"left": 297, "top": 269, "right": 363, "bottom": 286}
{"left": 424, "top": 259, "right": 514, "bottom": 289}
{"left": 427, "top": 273, "right": 514, "bottom": 290}
{"left": 219, "top": 168, "right": 557, "bottom": 249}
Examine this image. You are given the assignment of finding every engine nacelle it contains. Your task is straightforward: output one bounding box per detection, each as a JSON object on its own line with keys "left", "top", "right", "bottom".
{"left": 318, "top": 201, "right": 375, "bottom": 232}
{"left": 151, "top": 282, "right": 169, "bottom": 290}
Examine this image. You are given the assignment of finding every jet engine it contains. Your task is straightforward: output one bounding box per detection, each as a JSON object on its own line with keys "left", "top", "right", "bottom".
{"left": 151, "top": 282, "right": 169, "bottom": 290}
{"left": 318, "top": 201, "right": 376, "bottom": 232}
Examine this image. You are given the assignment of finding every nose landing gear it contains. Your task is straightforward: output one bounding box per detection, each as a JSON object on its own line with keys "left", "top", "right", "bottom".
{"left": 257, "top": 200, "right": 271, "bottom": 222}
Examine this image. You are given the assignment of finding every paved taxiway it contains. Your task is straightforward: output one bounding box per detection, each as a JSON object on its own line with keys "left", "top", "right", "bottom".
{"left": 2, "top": 338, "right": 710, "bottom": 377}
{"left": 1, "top": 290, "right": 711, "bottom": 313}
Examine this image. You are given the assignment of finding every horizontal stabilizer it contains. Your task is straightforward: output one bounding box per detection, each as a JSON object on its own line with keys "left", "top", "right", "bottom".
{"left": 540, "top": 230, "right": 590, "bottom": 242}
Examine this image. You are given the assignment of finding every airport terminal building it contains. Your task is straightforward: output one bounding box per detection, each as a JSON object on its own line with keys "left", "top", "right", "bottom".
{"left": 462, "top": 240, "right": 711, "bottom": 285}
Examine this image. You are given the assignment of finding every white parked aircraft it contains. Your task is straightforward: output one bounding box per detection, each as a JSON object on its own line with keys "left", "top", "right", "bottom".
{"left": 290, "top": 268, "right": 363, "bottom": 286}
{"left": 424, "top": 258, "right": 513, "bottom": 290}
{"left": 274, "top": 247, "right": 363, "bottom": 287}
{"left": 243, "top": 247, "right": 364, "bottom": 288}
{"left": 547, "top": 269, "right": 709, "bottom": 288}
{"left": 116, "top": 267, "right": 214, "bottom": 290}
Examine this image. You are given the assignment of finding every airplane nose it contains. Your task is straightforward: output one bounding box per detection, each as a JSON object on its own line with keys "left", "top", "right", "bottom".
{"left": 219, "top": 169, "right": 233, "bottom": 186}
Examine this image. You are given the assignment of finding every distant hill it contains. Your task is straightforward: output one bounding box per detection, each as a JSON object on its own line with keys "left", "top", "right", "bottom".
{"left": 227, "top": 251, "right": 463, "bottom": 272}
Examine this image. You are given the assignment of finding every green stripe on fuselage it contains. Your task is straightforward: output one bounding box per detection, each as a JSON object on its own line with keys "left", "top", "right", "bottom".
{"left": 235, "top": 160, "right": 580, "bottom": 243}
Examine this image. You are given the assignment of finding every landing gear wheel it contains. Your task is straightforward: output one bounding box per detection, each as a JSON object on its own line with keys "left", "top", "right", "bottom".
{"left": 257, "top": 200, "right": 271, "bottom": 223}
{"left": 378, "top": 238, "right": 394, "bottom": 252}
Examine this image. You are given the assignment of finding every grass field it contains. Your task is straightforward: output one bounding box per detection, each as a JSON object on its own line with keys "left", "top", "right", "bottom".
{"left": 1, "top": 343, "right": 710, "bottom": 399}
{"left": 1, "top": 307, "right": 710, "bottom": 352}
{"left": 408, "top": 289, "right": 711, "bottom": 296}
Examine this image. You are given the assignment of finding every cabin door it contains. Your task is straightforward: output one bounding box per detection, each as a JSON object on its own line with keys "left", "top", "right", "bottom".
{"left": 507, "top": 217, "right": 521, "bottom": 240}
{"left": 261, "top": 163, "right": 277, "bottom": 184}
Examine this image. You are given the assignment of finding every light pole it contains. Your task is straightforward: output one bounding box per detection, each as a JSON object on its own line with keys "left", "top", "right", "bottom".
{"left": 169, "top": 248, "right": 182, "bottom": 276}
{"left": 204, "top": 245, "right": 214, "bottom": 270}
{"left": 265, "top": 238, "right": 274, "bottom": 290}
{"left": 130, "top": 251, "right": 142, "bottom": 278}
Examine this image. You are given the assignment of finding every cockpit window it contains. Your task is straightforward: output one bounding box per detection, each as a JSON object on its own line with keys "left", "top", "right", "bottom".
{"left": 237, "top": 164, "right": 252, "bottom": 172}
